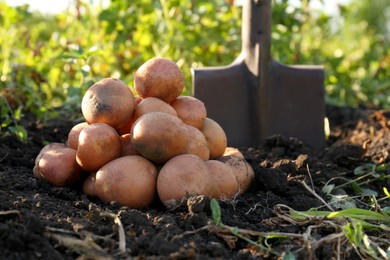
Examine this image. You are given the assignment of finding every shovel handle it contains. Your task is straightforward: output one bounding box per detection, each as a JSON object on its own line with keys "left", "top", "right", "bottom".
{"left": 242, "top": 0, "right": 272, "bottom": 75}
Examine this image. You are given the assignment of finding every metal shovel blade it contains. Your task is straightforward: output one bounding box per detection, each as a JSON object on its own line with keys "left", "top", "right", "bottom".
{"left": 193, "top": 0, "right": 325, "bottom": 151}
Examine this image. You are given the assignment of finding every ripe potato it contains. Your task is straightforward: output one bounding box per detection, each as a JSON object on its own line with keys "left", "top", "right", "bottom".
{"left": 130, "top": 112, "right": 188, "bottom": 164}
{"left": 66, "top": 122, "right": 89, "bottom": 150}
{"left": 95, "top": 155, "right": 158, "bottom": 208}
{"left": 34, "top": 142, "right": 68, "bottom": 180}
{"left": 157, "top": 154, "right": 211, "bottom": 208}
{"left": 217, "top": 155, "right": 254, "bottom": 194}
{"left": 116, "top": 96, "right": 142, "bottom": 135}
{"left": 34, "top": 142, "right": 68, "bottom": 166}
{"left": 184, "top": 124, "right": 210, "bottom": 161}
{"left": 200, "top": 118, "right": 227, "bottom": 159}
{"left": 134, "top": 57, "right": 184, "bottom": 103}
{"left": 205, "top": 160, "right": 239, "bottom": 199}
{"left": 115, "top": 117, "right": 134, "bottom": 136}
{"left": 82, "top": 172, "right": 97, "bottom": 197}
{"left": 76, "top": 123, "right": 121, "bottom": 171}
{"left": 170, "top": 96, "right": 207, "bottom": 129}
{"left": 37, "top": 148, "right": 85, "bottom": 187}
{"left": 133, "top": 97, "right": 177, "bottom": 122}
{"left": 120, "top": 133, "right": 140, "bottom": 156}
{"left": 81, "top": 78, "right": 135, "bottom": 129}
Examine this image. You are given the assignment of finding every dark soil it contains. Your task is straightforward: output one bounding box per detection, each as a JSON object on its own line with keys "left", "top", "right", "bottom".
{"left": 1, "top": 104, "right": 389, "bottom": 260}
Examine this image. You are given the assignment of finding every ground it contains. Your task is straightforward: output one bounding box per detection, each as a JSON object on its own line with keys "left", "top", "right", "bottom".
{"left": 1, "top": 104, "right": 389, "bottom": 260}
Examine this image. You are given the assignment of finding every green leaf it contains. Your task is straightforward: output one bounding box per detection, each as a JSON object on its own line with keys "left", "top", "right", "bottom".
{"left": 350, "top": 181, "right": 362, "bottom": 194}
{"left": 322, "top": 184, "right": 335, "bottom": 195}
{"left": 343, "top": 221, "right": 364, "bottom": 246}
{"left": 383, "top": 187, "right": 390, "bottom": 197}
{"left": 327, "top": 208, "right": 390, "bottom": 221}
{"left": 354, "top": 164, "right": 376, "bottom": 176}
{"left": 359, "top": 188, "right": 378, "bottom": 197}
{"left": 329, "top": 194, "right": 357, "bottom": 209}
{"left": 382, "top": 207, "right": 390, "bottom": 214}
{"left": 375, "top": 164, "right": 390, "bottom": 171}
{"left": 282, "top": 251, "right": 296, "bottom": 260}
{"left": 210, "top": 199, "right": 222, "bottom": 225}
{"left": 9, "top": 125, "right": 28, "bottom": 142}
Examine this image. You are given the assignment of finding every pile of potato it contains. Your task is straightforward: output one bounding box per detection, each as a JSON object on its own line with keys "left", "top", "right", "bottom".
{"left": 33, "top": 57, "right": 254, "bottom": 209}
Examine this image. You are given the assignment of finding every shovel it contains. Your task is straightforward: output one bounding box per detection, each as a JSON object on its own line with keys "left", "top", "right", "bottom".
{"left": 192, "top": 0, "right": 325, "bottom": 151}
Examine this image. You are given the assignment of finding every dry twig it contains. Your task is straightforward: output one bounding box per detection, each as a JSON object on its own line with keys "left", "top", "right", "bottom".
{"left": 301, "top": 181, "right": 334, "bottom": 212}
{"left": 100, "top": 212, "right": 126, "bottom": 254}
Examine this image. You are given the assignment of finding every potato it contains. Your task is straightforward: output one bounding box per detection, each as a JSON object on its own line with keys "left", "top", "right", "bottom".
{"left": 170, "top": 96, "right": 207, "bottom": 129}
{"left": 32, "top": 165, "right": 42, "bottom": 180}
{"left": 120, "top": 133, "right": 140, "bottom": 156}
{"left": 133, "top": 97, "right": 177, "bottom": 122}
{"left": 76, "top": 123, "right": 121, "bottom": 171}
{"left": 217, "top": 155, "right": 254, "bottom": 194}
{"left": 134, "top": 57, "right": 184, "bottom": 103}
{"left": 37, "top": 148, "right": 85, "bottom": 187}
{"left": 116, "top": 96, "right": 142, "bottom": 135}
{"left": 66, "top": 122, "right": 89, "bottom": 150}
{"left": 157, "top": 154, "right": 211, "bottom": 208}
{"left": 184, "top": 124, "right": 210, "bottom": 160}
{"left": 95, "top": 155, "right": 158, "bottom": 208}
{"left": 34, "top": 142, "right": 68, "bottom": 166}
{"left": 81, "top": 78, "right": 135, "bottom": 129}
{"left": 130, "top": 112, "right": 188, "bottom": 164}
{"left": 200, "top": 118, "right": 227, "bottom": 159}
{"left": 115, "top": 116, "right": 134, "bottom": 136}
{"left": 82, "top": 172, "right": 97, "bottom": 197}
{"left": 205, "top": 160, "right": 239, "bottom": 199}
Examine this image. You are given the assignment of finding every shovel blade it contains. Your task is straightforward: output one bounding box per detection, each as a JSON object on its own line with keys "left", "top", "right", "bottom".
{"left": 193, "top": 60, "right": 325, "bottom": 151}
{"left": 193, "top": 59, "right": 261, "bottom": 147}
{"left": 265, "top": 61, "right": 325, "bottom": 150}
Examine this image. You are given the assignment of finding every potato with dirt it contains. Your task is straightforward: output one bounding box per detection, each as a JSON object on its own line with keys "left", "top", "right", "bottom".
{"left": 130, "top": 112, "right": 188, "bottom": 164}
{"left": 205, "top": 160, "right": 240, "bottom": 199}
{"left": 217, "top": 155, "right": 254, "bottom": 194}
{"left": 200, "top": 118, "right": 227, "bottom": 159}
{"left": 171, "top": 96, "right": 207, "bottom": 129}
{"left": 76, "top": 123, "right": 121, "bottom": 172}
{"left": 66, "top": 122, "right": 89, "bottom": 150}
{"left": 82, "top": 172, "right": 97, "bottom": 197}
{"left": 119, "top": 133, "right": 140, "bottom": 157}
{"left": 36, "top": 147, "right": 85, "bottom": 187}
{"left": 81, "top": 78, "right": 135, "bottom": 129}
{"left": 33, "top": 142, "right": 68, "bottom": 179}
{"left": 157, "top": 154, "right": 211, "bottom": 208}
{"left": 134, "top": 57, "right": 184, "bottom": 103}
{"left": 95, "top": 155, "right": 158, "bottom": 208}
{"left": 183, "top": 124, "right": 210, "bottom": 160}
{"left": 116, "top": 96, "right": 142, "bottom": 135}
{"left": 133, "top": 97, "right": 177, "bottom": 121}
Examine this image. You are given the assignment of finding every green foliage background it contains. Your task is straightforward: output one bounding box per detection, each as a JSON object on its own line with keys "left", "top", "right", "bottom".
{"left": 0, "top": 0, "right": 389, "bottom": 138}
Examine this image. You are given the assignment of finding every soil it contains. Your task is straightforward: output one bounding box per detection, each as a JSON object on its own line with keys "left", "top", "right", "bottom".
{"left": 1, "top": 104, "right": 389, "bottom": 260}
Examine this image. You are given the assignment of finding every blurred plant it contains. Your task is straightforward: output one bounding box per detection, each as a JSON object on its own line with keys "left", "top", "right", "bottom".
{"left": 271, "top": 0, "right": 390, "bottom": 107}
{"left": 321, "top": 163, "right": 390, "bottom": 210}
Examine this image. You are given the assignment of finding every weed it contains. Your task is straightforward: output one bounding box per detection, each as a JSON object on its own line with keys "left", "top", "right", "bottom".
{"left": 205, "top": 161, "right": 390, "bottom": 260}
{"left": 0, "top": 96, "right": 27, "bottom": 142}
